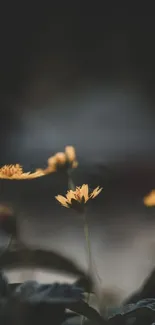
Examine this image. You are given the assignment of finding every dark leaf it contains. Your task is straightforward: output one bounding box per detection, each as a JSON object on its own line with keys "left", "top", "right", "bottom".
{"left": 66, "top": 299, "right": 105, "bottom": 325}
{"left": 124, "top": 269, "right": 155, "bottom": 305}
{"left": 0, "top": 280, "right": 104, "bottom": 325}
{"left": 0, "top": 247, "right": 86, "bottom": 278}
{"left": 14, "top": 282, "right": 84, "bottom": 304}
{"left": 0, "top": 270, "right": 9, "bottom": 298}
{"left": 108, "top": 299, "right": 155, "bottom": 325}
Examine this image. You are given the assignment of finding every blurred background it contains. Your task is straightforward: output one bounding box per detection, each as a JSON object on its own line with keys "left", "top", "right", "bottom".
{"left": 0, "top": 3, "right": 155, "bottom": 302}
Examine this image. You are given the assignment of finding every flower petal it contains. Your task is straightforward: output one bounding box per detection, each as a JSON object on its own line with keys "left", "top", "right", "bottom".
{"left": 13, "top": 171, "right": 45, "bottom": 180}
{"left": 48, "top": 156, "right": 57, "bottom": 168}
{"left": 65, "top": 146, "right": 76, "bottom": 162}
{"left": 81, "top": 184, "right": 89, "bottom": 202}
{"left": 55, "top": 195, "right": 69, "bottom": 208}
{"left": 42, "top": 166, "right": 57, "bottom": 175}
{"left": 25, "top": 170, "right": 45, "bottom": 179}
{"left": 55, "top": 152, "right": 66, "bottom": 165}
{"left": 90, "top": 186, "right": 103, "bottom": 199}
{"left": 66, "top": 190, "right": 76, "bottom": 203}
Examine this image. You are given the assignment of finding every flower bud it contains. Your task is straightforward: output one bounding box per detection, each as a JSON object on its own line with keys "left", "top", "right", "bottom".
{"left": 65, "top": 146, "right": 76, "bottom": 163}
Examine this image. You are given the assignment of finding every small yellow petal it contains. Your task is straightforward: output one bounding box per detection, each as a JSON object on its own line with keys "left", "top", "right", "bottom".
{"left": 66, "top": 190, "right": 75, "bottom": 203}
{"left": 55, "top": 195, "right": 69, "bottom": 208}
{"left": 81, "top": 184, "right": 89, "bottom": 202}
{"left": 24, "top": 170, "right": 45, "bottom": 179}
{"left": 90, "top": 186, "right": 103, "bottom": 199}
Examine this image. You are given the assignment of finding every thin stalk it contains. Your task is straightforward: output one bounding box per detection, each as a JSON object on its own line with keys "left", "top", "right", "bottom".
{"left": 67, "top": 169, "right": 75, "bottom": 190}
{"left": 83, "top": 214, "right": 92, "bottom": 273}
{"left": 82, "top": 215, "right": 103, "bottom": 321}
{"left": 66, "top": 172, "right": 102, "bottom": 319}
{"left": 81, "top": 213, "right": 92, "bottom": 325}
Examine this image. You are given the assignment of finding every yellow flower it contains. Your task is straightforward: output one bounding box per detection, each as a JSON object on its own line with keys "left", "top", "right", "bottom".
{"left": 0, "top": 164, "right": 45, "bottom": 180}
{"left": 47, "top": 146, "right": 78, "bottom": 173}
{"left": 143, "top": 190, "right": 155, "bottom": 207}
{"left": 55, "top": 184, "right": 102, "bottom": 210}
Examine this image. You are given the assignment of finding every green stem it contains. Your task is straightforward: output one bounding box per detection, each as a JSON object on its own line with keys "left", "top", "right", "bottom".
{"left": 81, "top": 213, "right": 92, "bottom": 325}
{"left": 67, "top": 169, "right": 75, "bottom": 190}
{"left": 82, "top": 215, "right": 103, "bottom": 322}
{"left": 83, "top": 214, "right": 92, "bottom": 272}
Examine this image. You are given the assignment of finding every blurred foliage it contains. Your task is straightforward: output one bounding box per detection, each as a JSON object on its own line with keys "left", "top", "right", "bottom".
{"left": 2, "top": 269, "right": 155, "bottom": 325}
{"left": 0, "top": 272, "right": 103, "bottom": 325}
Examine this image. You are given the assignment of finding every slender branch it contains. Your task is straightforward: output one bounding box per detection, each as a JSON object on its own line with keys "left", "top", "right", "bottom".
{"left": 82, "top": 213, "right": 103, "bottom": 320}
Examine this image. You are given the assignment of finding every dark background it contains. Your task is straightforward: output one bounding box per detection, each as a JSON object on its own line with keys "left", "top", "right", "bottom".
{"left": 0, "top": 3, "right": 155, "bottom": 301}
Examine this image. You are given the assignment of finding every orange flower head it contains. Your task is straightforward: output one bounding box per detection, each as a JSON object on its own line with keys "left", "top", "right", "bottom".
{"left": 55, "top": 184, "right": 102, "bottom": 211}
{"left": 47, "top": 146, "right": 78, "bottom": 173}
{"left": 0, "top": 164, "right": 45, "bottom": 180}
{"left": 143, "top": 190, "right": 155, "bottom": 207}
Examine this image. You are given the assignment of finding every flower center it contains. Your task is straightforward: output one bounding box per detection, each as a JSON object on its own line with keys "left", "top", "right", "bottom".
{"left": 0, "top": 165, "right": 23, "bottom": 176}
{"left": 74, "top": 189, "right": 81, "bottom": 201}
